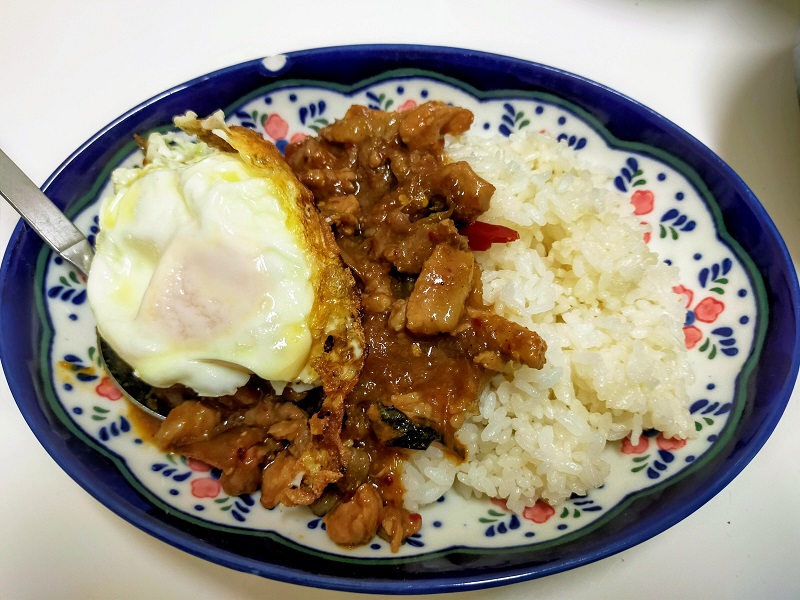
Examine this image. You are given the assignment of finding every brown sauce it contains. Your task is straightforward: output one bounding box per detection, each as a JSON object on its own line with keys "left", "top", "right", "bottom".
{"left": 125, "top": 401, "right": 162, "bottom": 442}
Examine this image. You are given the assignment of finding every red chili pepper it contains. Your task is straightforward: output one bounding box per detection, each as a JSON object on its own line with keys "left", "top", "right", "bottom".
{"left": 461, "top": 221, "right": 520, "bottom": 251}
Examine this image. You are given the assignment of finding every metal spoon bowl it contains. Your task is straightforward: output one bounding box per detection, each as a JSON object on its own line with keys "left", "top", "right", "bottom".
{"left": 0, "top": 148, "right": 166, "bottom": 420}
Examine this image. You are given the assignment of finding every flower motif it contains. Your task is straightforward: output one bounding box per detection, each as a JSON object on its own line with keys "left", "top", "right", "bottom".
{"left": 261, "top": 113, "right": 306, "bottom": 152}
{"left": 191, "top": 477, "right": 222, "bottom": 499}
{"left": 491, "top": 497, "right": 555, "bottom": 524}
{"left": 630, "top": 189, "right": 655, "bottom": 215}
{"left": 673, "top": 284, "right": 693, "bottom": 308}
{"left": 621, "top": 435, "right": 650, "bottom": 454}
{"left": 656, "top": 433, "right": 687, "bottom": 451}
{"left": 683, "top": 326, "right": 703, "bottom": 349}
{"left": 641, "top": 222, "right": 651, "bottom": 244}
{"left": 491, "top": 498, "right": 508, "bottom": 510}
{"left": 95, "top": 376, "right": 122, "bottom": 401}
{"left": 264, "top": 114, "right": 289, "bottom": 140}
{"left": 397, "top": 99, "right": 417, "bottom": 112}
{"left": 694, "top": 297, "right": 725, "bottom": 322}
{"left": 187, "top": 458, "right": 212, "bottom": 472}
{"left": 672, "top": 285, "right": 725, "bottom": 349}
{"left": 522, "top": 500, "right": 555, "bottom": 524}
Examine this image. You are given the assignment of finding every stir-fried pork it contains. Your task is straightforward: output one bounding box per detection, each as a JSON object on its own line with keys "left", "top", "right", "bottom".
{"left": 139, "top": 102, "right": 547, "bottom": 552}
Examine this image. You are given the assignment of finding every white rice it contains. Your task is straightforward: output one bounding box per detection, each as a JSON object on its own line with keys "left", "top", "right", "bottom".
{"left": 402, "top": 130, "right": 695, "bottom": 514}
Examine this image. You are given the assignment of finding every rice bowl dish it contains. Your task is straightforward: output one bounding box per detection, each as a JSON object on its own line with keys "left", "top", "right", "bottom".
{"left": 2, "top": 46, "right": 791, "bottom": 593}
{"left": 78, "top": 102, "right": 698, "bottom": 547}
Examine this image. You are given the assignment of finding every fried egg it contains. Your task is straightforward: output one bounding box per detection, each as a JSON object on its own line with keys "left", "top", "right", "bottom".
{"left": 88, "top": 111, "right": 364, "bottom": 397}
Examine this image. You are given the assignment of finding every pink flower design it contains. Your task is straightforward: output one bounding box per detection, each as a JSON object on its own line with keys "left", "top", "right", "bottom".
{"left": 523, "top": 501, "right": 555, "bottom": 524}
{"left": 397, "top": 99, "right": 417, "bottom": 112}
{"left": 491, "top": 497, "right": 556, "bottom": 524}
{"left": 656, "top": 433, "right": 687, "bottom": 451}
{"left": 491, "top": 498, "right": 508, "bottom": 510}
{"left": 264, "top": 114, "right": 289, "bottom": 140}
{"left": 187, "top": 458, "right": 212, "bottom": 472}
{"left": 631, "top": 189, "right": 655, "bottom": 216}
{"left": 683, "top": 325, "right": 703, "bottom": 349}
{"left": 191, "top": 477, "right": 221, "bottom": 499}
{"left": 621, "top": 435, "right": 650, "bottom": 454}
{"left": 289, "top": 132, "right": 307, "bottom": 144}
{"left": 95, "top": 376, "right": 123, "bottom": 401}
{"left": 672, "top": 285, "right": 725, "bottom": 349}
{"left": 695, "top": 297, "right": 725, "bottom": 323}
{"left": 673, "top": 285, "right": 693, "bottom": 308}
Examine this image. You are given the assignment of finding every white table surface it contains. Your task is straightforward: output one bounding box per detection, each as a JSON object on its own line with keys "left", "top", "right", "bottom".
{"left": 1, "top": 1, "right": 799, "bottom": 598}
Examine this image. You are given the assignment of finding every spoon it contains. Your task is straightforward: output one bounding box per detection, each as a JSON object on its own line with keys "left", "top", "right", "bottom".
{"left": 0, "top": 148, "right": 167, "bottom": 420}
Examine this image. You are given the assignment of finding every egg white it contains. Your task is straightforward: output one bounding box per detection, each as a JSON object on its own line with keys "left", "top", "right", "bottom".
{"left": 88, "top": 132, "right": 318, "bottom": 397}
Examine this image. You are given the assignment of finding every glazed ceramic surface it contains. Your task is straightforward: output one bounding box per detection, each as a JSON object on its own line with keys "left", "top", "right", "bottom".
{"left": 1, "top": 46, "right": 797, "bottom": 593}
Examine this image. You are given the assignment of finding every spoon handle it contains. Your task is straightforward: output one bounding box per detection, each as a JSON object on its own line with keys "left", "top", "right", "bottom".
{"left": 0, "top": 148, "right": 94, "bottom": 278}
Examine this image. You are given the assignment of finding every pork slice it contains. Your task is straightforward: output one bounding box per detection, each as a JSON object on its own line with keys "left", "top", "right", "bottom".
{"left": 218, "top": 439, "right": 284, "bottom": 496}
{"left": 241, "top": 398, "right": 307, "bottom": 428}
{"left": 260, "top": 451, "right": 301, "bottom": 509}
{"left": 323, "top": 483, "right": 383, "bottom": 547}
{"left": 432, "top": 161, "right": 495, "bottom": 224}
{"left": 175, "top": 426, "right": 270, "bottom": 472}
{"left": 405, "top": 243, "right": 475, "bottom": 335}
{"left": 283, "top": 136, "right": 337, "bottom": 172}
{"left": 370, "top": 212, "right": 464, "bottom": 274}
{"left": 318, "top": 195, "right": 361, "bottom": 235}
{"left": 321, "top": 104, "right": 400, "bottom": 144}
{"left": 458, "top": 308, "right": 548, "bottom": 370}
{"left": 296, "top": 168, "right": 357, "bottom": 199}
{"left": 398, "top": 102, "right": 473, "bottom": 151}
{"left": 154, "top": 400, "right": 222, "bottom": 449}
